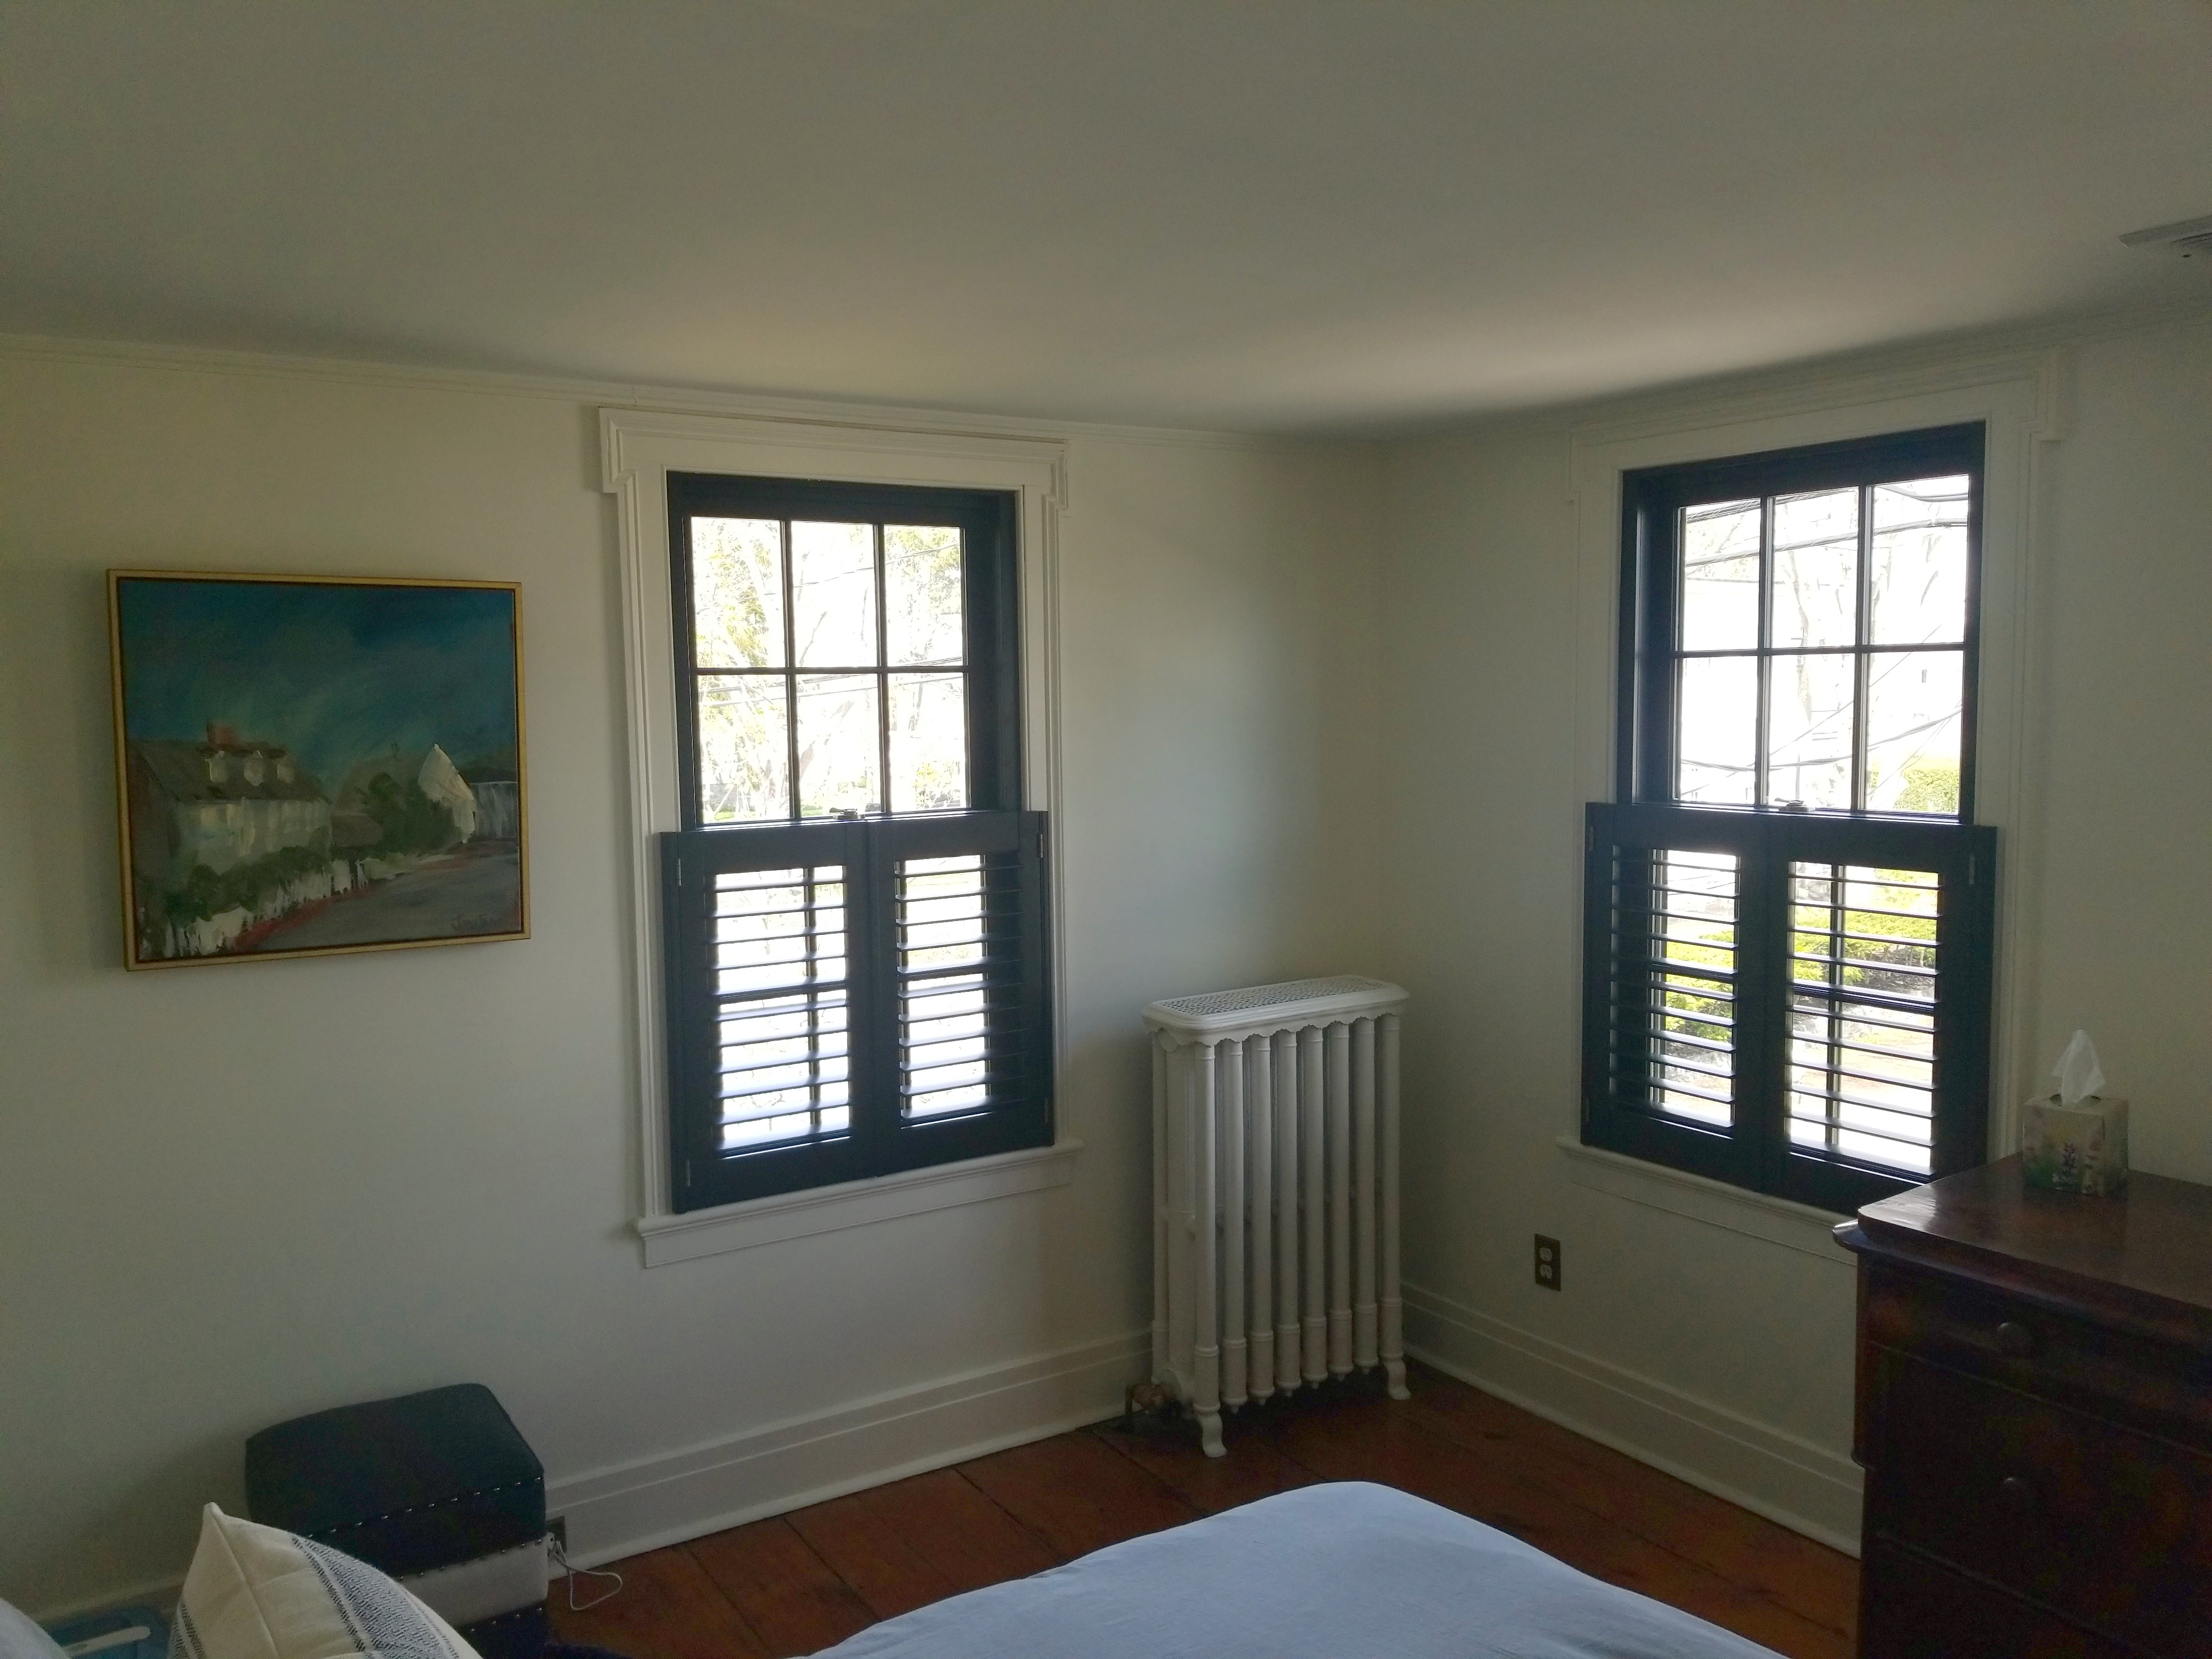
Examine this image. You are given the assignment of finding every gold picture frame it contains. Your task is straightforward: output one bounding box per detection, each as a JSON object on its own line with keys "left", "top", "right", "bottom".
{"left": 107, "top": 569, "right": 528, "bottom": 968}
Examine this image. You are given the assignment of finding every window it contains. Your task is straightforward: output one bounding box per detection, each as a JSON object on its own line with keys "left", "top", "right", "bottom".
{"left": 661, "top": 473, "right": 1051, "bottom": 1211}
{"left": 1584, "top": 425, "right": 1996, "bottom": 1213}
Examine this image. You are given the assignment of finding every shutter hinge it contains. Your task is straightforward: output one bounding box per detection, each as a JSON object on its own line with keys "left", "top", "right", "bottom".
{"left": 675, "top": 857, "right": 685, "bottom": 889}
{"left": 1039, "top": 830, "right": 1047, "bottom": 860}
{"left": 1967, "top": 854, "right": 1977, "bottom": 885}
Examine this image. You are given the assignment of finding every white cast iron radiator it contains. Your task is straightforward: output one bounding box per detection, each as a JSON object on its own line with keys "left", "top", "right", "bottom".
{"left": 1142, "top": 975, "right": 1410, "bottom": 1457}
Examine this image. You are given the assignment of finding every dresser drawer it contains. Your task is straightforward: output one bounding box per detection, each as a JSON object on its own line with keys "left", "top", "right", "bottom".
{"left": 1860, "top": 1540, "right": 2134, "bottom": 1659}
{"left": 1865, "top": 1262, "right": 2212, "bottom": 1445}
{"left": 1867, "top": 1351, "right": 2212, "bottom": 1655}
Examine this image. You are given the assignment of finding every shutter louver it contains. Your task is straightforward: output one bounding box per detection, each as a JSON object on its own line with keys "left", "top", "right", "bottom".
{"left": 1786, "top": 861, "right": 1941, "bottom": 1176}
{"left": 896, "top": 853, "right": 1020, "bottom": 1120}
{"left": 1609, "top": 846, "right": 1740, "bottom": 1130}
{"left": 708, "top": 865, "right": 851, "bottom": 1149}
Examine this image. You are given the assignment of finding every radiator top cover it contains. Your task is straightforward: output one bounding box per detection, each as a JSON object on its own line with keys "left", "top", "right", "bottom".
{"left": 1143, "top": 974, "right": 1407, "bottom": 1041}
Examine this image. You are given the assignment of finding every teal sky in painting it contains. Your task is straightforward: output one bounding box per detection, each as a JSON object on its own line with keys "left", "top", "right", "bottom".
{"left": 115, "top": 577, "right": 519, "bottom": 790}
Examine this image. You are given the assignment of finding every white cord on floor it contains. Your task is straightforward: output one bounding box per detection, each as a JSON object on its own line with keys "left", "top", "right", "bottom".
{"left": 549, "top": 1535, "right": 624, "bottom": 1612}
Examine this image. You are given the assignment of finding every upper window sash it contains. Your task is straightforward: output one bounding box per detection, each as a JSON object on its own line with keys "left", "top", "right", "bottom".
{"left": 1618, "top": 422, "right": 1986, "bottom": 820}
{"left": 666, "top": 471, "right": 1023, "bottom": 828}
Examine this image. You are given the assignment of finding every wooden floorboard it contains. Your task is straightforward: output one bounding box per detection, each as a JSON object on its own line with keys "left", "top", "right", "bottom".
{"left": 685, "top": 1519, "right": 877, "bottom": 1658}
{"left": 955, "top": 1428, "right": 1200, "bottom": 1559}
{"left": 1396, "top": 1362, "right": 1858, "bottom": 1639}
{"left": 555, "top": 1366, "right": 1858, "bottom": 1659}
{"left": 546, "top": 1541, "right": 769, "bottom": 1659}
{"left": 785, "top": 1468, "right": 1057, "bottom": 1619}
{"left": 1088, "top": 1414, "right": 1317, "bottom": 1514}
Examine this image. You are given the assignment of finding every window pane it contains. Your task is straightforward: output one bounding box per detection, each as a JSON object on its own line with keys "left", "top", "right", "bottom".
{"left": 1865, "top": 650, "right": 1963, "bottom": 816}
{"left": 1680, "top": 499, "right": 1760, "bottom": 651}
{"left": 692, "top": 518, "right": 785, "bottom": 668}
{"left": 1675, "top": 656, "right": 1757, "bottom": 804}
{"left": 1770, "top": 488, "right": 1859, "bottom": 650}
{"left": 696, "top": 675, "right": 791, "bottom": 822}
{"left": 1871, "top": 475, "right": 1970, "bottom": 646}
{"left": 889, "top": 672, "right": 967, "bottom": 812}
{"left": 884, "top": 525, "right": 965, "bottom": 667}
{"left": 794, "top": 673, "right": 881, "bottom": 817}
{"left": 1787, "top": 863, "right": 1939, "bottom": 1175}
{"left": 1768, "top": 651, "right": 1855, "bottom": 808}
{"left": 791, "top": 521, "right": 878, "bottom": 668}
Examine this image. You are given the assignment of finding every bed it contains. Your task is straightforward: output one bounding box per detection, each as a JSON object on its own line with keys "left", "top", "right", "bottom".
{"left": 808, "top": 1480, "right": 1782, "bottom": 1658}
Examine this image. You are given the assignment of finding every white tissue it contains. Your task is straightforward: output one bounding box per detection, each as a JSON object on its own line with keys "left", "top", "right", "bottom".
{"left": 2053, "top": 1029, "right": 2106, "bottom": 1104}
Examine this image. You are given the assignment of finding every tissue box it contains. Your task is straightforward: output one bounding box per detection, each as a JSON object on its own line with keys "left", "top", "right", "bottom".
{"left": 2022, "top": 1094, "right": 2129, "bottom": 1195}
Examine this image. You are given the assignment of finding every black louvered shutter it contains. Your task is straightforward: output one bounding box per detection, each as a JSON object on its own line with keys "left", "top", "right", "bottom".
{"left": 664, "top": 809, "right": 1049, "bottom": 1209}
{"left": 1583, "top": 803, "right": 1993, "bottom": 1213}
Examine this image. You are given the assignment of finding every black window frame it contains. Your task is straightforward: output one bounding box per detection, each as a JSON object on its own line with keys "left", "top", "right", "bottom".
{"left": 661, "top": 472, "right": 1051, "bottom": 1211}
{"left": 1584, "top": 425, "right": 1996, "bottom": 1214}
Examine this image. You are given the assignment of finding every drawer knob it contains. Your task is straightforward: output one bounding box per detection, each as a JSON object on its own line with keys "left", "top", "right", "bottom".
{"left": 1994, "top": 1320, "right": 2037, "bottom": 1358}
{"left": 1997, "top": 1475, "right": 2036, "bottom": 1511}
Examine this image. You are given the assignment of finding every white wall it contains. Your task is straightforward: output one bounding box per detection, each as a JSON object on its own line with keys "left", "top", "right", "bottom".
{"left": 1375, "top": 311, "right": 2212, "bottom": 1547}
{"left": 13, "top": 304, "right": 2204, "bottom": 1613}
{"left": 0, "top": 346, "right": 1382, "bottom": 1613}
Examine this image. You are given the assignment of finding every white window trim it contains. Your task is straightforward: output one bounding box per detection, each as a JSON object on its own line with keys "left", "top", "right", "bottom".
{"left": 1565, "top": 348, "right": 2068, "bottom": 1212}
{"left": 599, "top": 406, "right": 1074, "bottom": 1263}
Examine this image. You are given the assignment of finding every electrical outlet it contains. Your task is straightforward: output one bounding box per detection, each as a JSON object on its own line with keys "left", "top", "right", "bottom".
{"left": 549, "top": 1516, "right": 568, "bottom": 1554}
{"left": 1534, "top": 1234, "right": 1562, "bottom": 1290}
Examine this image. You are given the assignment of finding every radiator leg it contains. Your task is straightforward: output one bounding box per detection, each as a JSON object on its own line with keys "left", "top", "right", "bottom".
{"left": 1380, "top": 1011, "right": 1408, "bottom": 1400}
{"left": 1197, "top": 1407, "right": 1225, "bottom": 1459}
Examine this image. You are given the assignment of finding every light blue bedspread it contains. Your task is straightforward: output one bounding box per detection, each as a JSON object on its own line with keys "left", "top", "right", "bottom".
{"left": 810, "top": 1480, "right": 1783, "bottom": 1658}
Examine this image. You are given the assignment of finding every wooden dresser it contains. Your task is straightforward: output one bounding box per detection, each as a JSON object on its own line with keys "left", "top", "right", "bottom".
{"left": 1837, "top": 1156, "right": 2212, "bottom": 1658}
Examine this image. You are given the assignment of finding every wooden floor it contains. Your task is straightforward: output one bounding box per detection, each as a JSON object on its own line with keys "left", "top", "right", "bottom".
{"left": 550, "top": 1361, "right": 1858, "bottom": 1659}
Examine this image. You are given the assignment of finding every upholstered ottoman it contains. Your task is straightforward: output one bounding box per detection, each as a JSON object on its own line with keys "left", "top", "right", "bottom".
{"left": 244, "top": 1385, "right": 549, "bottom": 1659}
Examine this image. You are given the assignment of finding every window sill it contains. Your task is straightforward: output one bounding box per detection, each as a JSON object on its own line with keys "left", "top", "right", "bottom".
{"left": 634, "top": 1138, "right": 1084, "bottom": 1267}
{"left": 1554, "top": 1136, "right": 1855, "bottom": 1265}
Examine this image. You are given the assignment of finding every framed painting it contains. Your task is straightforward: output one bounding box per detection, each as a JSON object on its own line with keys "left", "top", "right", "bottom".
{"left": 107, "top": 571, "right": 528, "bottom": 968}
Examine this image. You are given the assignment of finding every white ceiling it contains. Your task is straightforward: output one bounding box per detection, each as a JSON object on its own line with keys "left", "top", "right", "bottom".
{"left": 4, "top": 2, "right": 2208, "bottom": 433}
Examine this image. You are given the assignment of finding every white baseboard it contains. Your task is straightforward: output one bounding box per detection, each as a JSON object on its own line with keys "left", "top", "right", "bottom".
{"left": 548, "top": 1330, "right": 1150, "bottom": 1567}
{"left": 1401, "top": 1282, "right": 1862, "bottom": 1555}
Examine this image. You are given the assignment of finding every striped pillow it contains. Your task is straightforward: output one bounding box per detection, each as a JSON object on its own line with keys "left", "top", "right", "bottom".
{"left": 170, "top": 1506, "right": 481, "bottom": 1659}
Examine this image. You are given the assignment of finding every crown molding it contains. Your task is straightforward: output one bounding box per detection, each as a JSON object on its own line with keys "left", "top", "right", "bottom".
{"left": 0, "top": 330, "right": 1329, "bottom": 455}
{"left": 1385, "top": 295, "right": 2212, "bottom": 449}
{"left": 5, "top": 291, "right": 2201, "bottom": 453}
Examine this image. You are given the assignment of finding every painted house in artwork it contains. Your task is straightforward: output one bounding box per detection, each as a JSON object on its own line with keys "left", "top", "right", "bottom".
{"left": 126, "top": 722, "right": 337, "bottom": 956}
{"left": 127, "top": 723, "right": 332, "bottom": 891}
